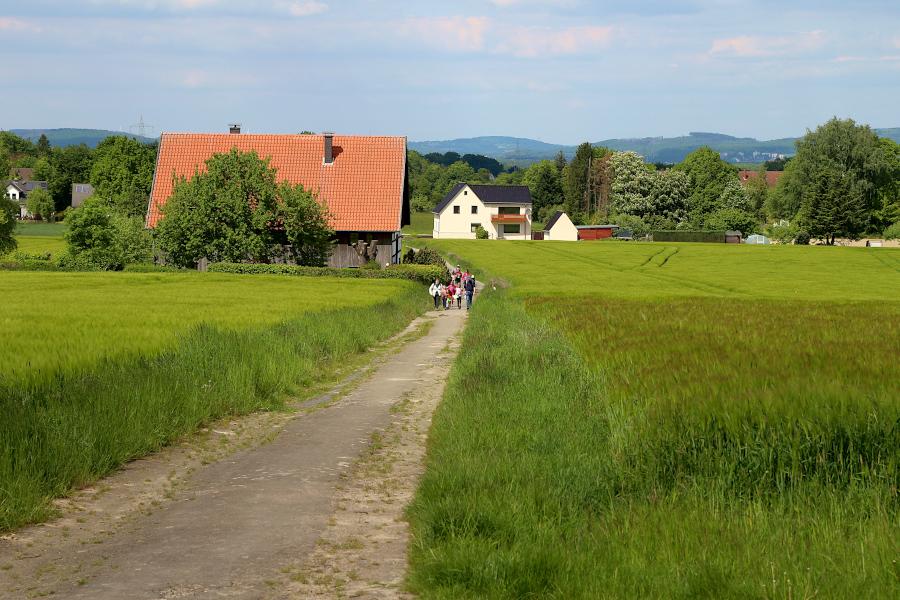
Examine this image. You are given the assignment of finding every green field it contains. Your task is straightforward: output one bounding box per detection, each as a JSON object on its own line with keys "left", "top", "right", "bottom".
{"left": 402, "top": 211, "right": 435, "bottom": 236}
{"left": 3, "top": 222, "right": 68, "bottom": 259}
{"left": 408, "top": 241, "right": 900, "bottom": 598}
{"left": 0, "top": 272, "right": 425, "bottom": 530}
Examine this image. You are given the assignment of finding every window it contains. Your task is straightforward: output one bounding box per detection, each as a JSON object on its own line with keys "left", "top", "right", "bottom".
{"left": 464, "top": 190, "right": 468, "bottom": 195}
{"left": 499, "top": 206, "right": 520, "bottom": 215}
{"left": 453, "top": 206, "right": 460, "bottom": 214}
{"left": 471, "top": 205, "right": 478, "bottom": 214}
{"left": 470, "top": 223, "right": 481, "bottom": 233}
{"left": 504, "top": 224, "right": 521, "bottom": 234}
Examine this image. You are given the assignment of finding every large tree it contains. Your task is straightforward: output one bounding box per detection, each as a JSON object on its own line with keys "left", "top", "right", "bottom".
{"left": 563, "top": 142, "right": 593, "bottom": 217}
{"left": 275, "top": 182, "right": 334, "bottom": 267}
{"left": 25, "top": 187, "right": 55, "bottom": 222}
{"left": 673, "top": 146, "right": 738, "bottom": 224}
{"left": 156, "top": 149, "right": 332, "bottom": 268}
{"left": 48, "top": 144, "right": 93, "bottom": 212}
{"left": 786, "top": 118, "right": 893, "bottom": 242}
{"left": 90, "top": 136, "right": 156, "bottom": 217}
{"left": 610, "top": 151, "right": 655, "bottom": 218}
{"left": 522, "top": 160, "right": 563, "bottom": 218}
{"left": 0, "top": 197, "right": 17, "bottom": 255}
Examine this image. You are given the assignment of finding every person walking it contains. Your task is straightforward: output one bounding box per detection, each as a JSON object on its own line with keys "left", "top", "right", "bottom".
{"left": 464, "top": 274, "right": 476, "bottom": 310}
{"left": 446, "top": 282, "right": 456, "bottom": 310}
{"left": 454, "top": 284, "right": 462, "bottom": 309}
{"left": 429, "top": 279, "right": 441, "bottom": 310}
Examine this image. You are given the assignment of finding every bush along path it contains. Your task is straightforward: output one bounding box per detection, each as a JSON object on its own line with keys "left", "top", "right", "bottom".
{"left": 0, "top": 303, "right": 470, "bottom": 599}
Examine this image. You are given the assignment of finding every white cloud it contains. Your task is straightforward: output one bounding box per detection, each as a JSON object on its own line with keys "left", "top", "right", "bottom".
{"left": 400, "top": 16, "right": 490, "bottom": 52}
{"left": 495, "top": 25, "right": 613, "bottom": 58}
{"left": 0, "top": 17, "right": 39, "bottom": 31}
{"left": 398, "top": 17, "right": 612, "bottom": 58}
{"left": 709, "top": 30, "right": 825, "bottom": 58}
{"left": 286, "top": 1, "right": 327, "bottom": 17}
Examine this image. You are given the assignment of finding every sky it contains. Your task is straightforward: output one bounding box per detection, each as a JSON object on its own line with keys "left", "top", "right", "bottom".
{"left": 1, "top": 1, "right": 898, "bottom": 143}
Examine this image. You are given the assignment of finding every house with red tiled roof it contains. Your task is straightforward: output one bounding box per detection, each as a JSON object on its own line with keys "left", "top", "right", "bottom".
{"left": 738, "top": 169, "right": 783, "bottom": 187}
{"left": 146, "top": 129, "right": 410, "bottom": 267}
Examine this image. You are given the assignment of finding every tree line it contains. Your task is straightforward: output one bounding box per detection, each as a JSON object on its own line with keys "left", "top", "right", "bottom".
{"left": 409, "top": 118, "right": 900, "bottom": 243}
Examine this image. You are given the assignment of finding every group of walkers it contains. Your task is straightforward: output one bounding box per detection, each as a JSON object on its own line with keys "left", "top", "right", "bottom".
{"left": 429, "top": 265, "right": 476, "bottom": 311}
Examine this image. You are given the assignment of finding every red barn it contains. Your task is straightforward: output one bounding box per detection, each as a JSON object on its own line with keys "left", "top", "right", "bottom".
{"left": 576, "top": 225, "right": 618, "bottom": 240}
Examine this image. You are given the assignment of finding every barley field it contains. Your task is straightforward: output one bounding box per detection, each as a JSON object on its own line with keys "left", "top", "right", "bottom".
{"left": 0, "top": 272, "right": 425, "bottom": 530}
{"left": 408, "top": 240, "right": 900, "bottom": 598}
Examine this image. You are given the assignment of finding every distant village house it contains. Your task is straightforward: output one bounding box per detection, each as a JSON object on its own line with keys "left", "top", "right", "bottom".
{"left": 738, "top": 170, "right": 783, "bottom": 187}
{"left": 432, "top": 184, "right": 533, "bottom": 239}
{"left": 145, "top": 129, "right": 411, "bottom": 267}
{"left": 71, "top": 183, "right": 95, "bottom": 208}
{"left": 4, "top": 179, "right": 49, "bottom": 219}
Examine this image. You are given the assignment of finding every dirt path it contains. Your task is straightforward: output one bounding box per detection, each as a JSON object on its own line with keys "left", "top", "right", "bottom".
{"left": 0, "top": 305, "right": 469, "bottom": 599}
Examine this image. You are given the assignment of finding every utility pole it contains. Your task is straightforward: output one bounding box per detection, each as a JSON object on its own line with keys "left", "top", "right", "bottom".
{"left": 129, "top": 115, "right": 155, "bottom": 138}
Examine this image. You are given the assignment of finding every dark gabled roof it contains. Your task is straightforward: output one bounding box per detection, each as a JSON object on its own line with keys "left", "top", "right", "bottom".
{"left": 434, "top": 183, "right": 466, "bottom": 214}
{"left": 434, "top": 183, "right": 533, "bottom": 214}
{"left": 544, "top": 211, "right": 564, "bottom": 231}
{"left": 5, "top": 180, "right": 47, "bottom": 194}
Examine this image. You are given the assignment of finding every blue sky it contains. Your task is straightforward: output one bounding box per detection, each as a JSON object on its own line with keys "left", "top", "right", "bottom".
{"left": 1, "top": 1, "right": 898, "bottom": 143}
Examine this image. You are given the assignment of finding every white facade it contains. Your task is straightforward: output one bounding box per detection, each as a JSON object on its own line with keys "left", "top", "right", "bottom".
{"left": 544, "top": 212, "right": 579, "bottom": 241}
{"left": 433, "top": 185, "right": 532, "bottom": 240}
{"left": 5, "top": 184, "right": 28, "bottom": 218}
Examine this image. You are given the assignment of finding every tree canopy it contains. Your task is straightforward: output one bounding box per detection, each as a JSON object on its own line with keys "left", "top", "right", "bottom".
{"left": 155, "top": 149, "right": 332, "bottom": 268}
{"left": 90, "top": 136, "right": 156, "bottom": 217}
{"left": 782, "top": 118, "right": 895, "bottom": 243}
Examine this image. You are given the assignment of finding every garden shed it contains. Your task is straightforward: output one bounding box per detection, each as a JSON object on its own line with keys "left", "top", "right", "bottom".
{"left": 725, "top": 231, "right": 743, "bottom": 244}
{"left": 745, "top": 234, "right": 770, "bottom": 245}
{"left": 577, "top": 224, "right": 618, "bottom": 241}
{"left": 544, "top": 211, "right": 578, "bottom": 241}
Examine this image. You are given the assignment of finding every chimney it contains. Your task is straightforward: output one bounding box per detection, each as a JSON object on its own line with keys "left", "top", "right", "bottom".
{"left": 323, "top": 132, "right": 334, "bottom": 164}
{"left": 229, "top": 123, "right": 241, "bottom": 134}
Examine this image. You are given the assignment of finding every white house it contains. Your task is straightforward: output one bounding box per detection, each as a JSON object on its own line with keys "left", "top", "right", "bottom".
{"left": 543, "top": 211, "right": 579, "bottom": 241}
{"left": 433, "top": 184, "right": 532, "bottom": 239}
{"left": 5, "top": 180, "right": 49, "bottom": 219}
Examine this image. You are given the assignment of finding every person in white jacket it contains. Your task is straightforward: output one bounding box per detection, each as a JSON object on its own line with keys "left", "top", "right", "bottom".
{"left": 429, "top": 279, "right": 441, "bottom": 309}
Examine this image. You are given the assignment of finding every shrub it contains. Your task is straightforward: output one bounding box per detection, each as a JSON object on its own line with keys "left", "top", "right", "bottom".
{"left": 883, "top": 222, "right": 900, "bottom": 240}
{"left": 207, "top": 262, "right": 444, "bottom": 286}
{"left": 766, "top": 220, "right": 799, "bottom": 244}
{"left": 652, "top": 230, "right": 727, "bottom": 243}
{"left": 406, "top": 247, "right": 446, "bottom": 267}
{"left": 475, "top": 225, "right": 489, "bottom": 239}
{"left": 610, "top": 213, "right": 650, "bottom": 236}
{"left": 64, "top": 198, "right": 153, "bottom": 270}
{"left": 360, "top": 260, "right": 382, "bottom": 270}
{"left": 795, "top": 230, "right": 811, "bottom": 245}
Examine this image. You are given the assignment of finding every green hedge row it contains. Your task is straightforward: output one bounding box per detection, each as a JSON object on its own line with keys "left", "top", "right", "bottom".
{"left": 207, "top": 262, "right": 445, "bottom": 285}
{"left": 651, "top": 230, "right": 728, "bottom": 243}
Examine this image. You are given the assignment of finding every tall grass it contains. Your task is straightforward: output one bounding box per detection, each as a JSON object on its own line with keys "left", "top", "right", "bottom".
{"left": 0, "top": 272, "right": 416, "bottom": 382}
{"left": 408, "top": 241, "right": 900, "bottom": 598}
{"left": 0, "top": 274, "right": 425, "bottom": 531}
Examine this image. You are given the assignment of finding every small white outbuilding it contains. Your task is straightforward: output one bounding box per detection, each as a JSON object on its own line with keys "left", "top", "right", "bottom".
{"left": 745, "top": 234, "right": 771, "bottom": 245}
{"left": 543, "top": 211, "right": 579, "bottom": 241}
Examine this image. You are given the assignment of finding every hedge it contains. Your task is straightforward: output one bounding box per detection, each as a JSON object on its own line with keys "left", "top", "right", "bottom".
{"left": 651, "top": 230, "right": 727, "bottom": 243}
{"left": 207, "top": 262, "right": 445, "bottom": 285}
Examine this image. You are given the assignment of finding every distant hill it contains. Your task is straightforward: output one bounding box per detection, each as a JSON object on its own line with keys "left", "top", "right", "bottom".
{"left": 411, "top": 128, "right": 900, "bottom": 165}
{"left": 9, "top": 128, "right": 156, "bottom": 148}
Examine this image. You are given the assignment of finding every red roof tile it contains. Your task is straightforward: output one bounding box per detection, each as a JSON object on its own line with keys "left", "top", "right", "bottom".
{"left": 146, "top": 133, "right": 407, "bottom": 232}
{"left": 738, "top": 170, "right": 783, "bottom": 187}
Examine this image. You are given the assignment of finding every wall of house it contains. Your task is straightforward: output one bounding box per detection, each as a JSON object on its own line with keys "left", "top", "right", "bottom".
{"left": 433, "top": 186, "right": 532, "bottom": 240}
{"left": 545, "top": 214, "right": 578, "bottom": 241}
{"left": 433, "top": 187, "right": 488, "bottom": 239}
{"left": 329, "top": 232, "right": 399, "bottom": 268}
